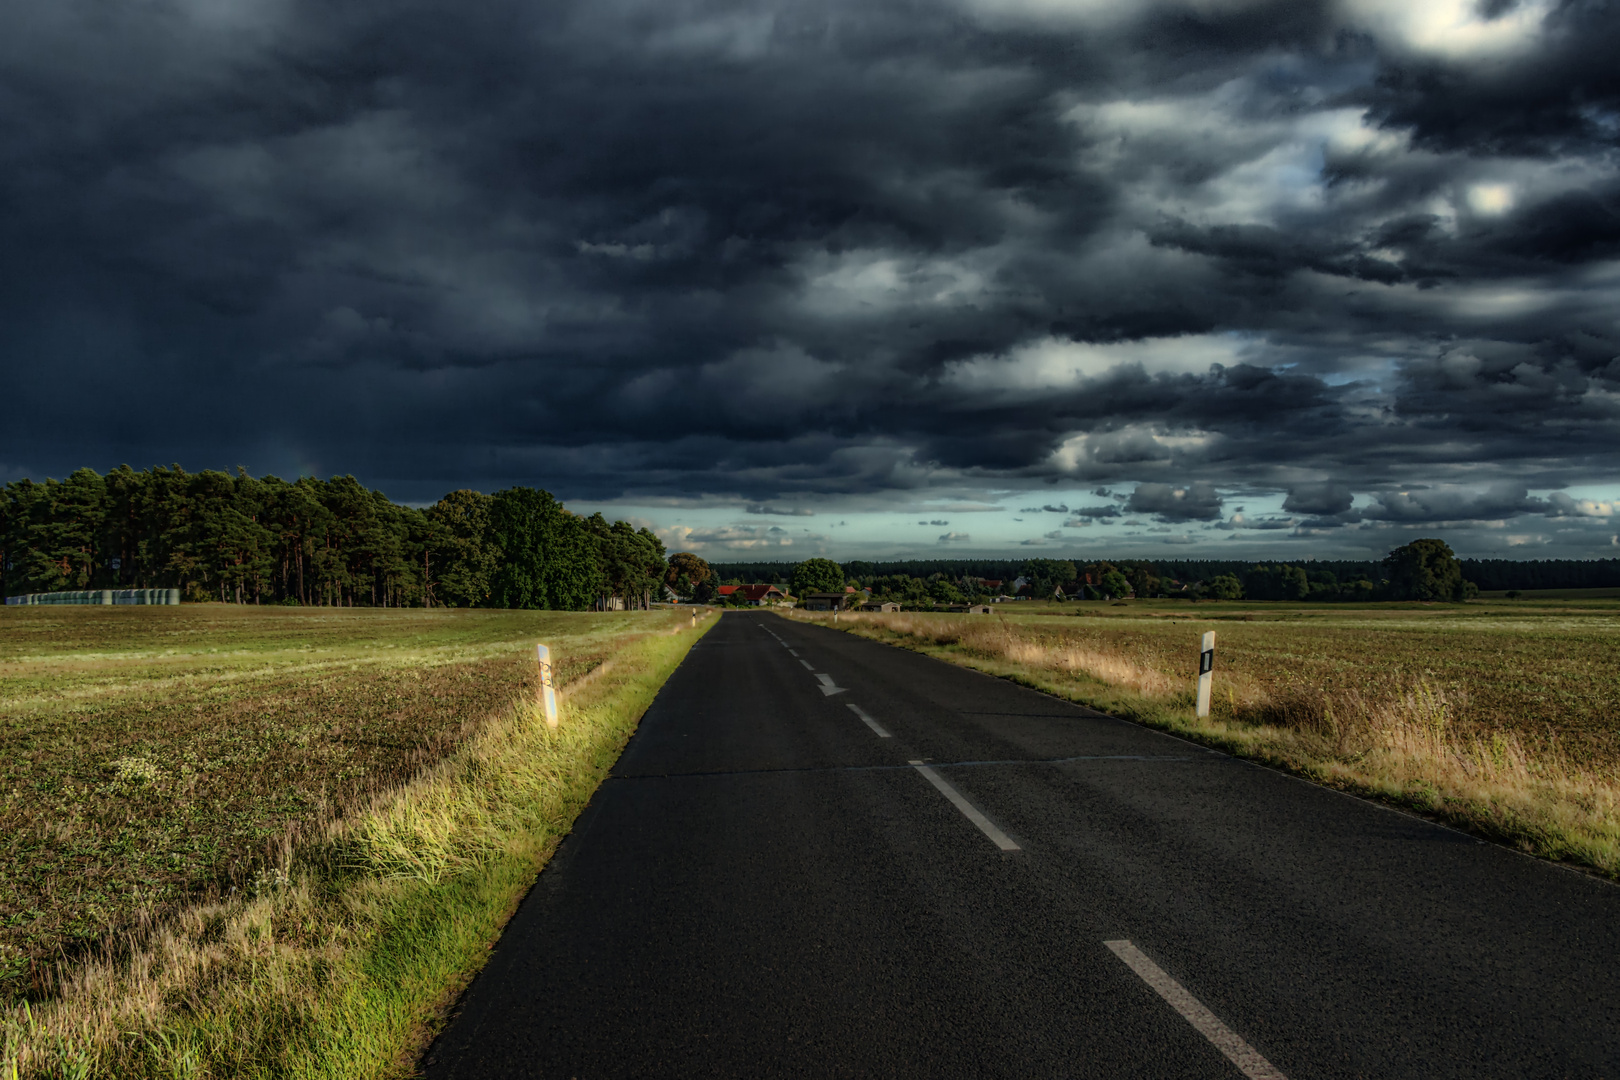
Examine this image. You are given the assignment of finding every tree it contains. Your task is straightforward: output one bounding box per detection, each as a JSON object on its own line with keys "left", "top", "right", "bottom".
{"left": 1021, "top": 558, "right": 1076, "bottom": 599}
{"left": 1100, "top": 568, "right": 1133, "bottom": 599}
{"left": 1205, "top": 574, "right": 1244, "bottom": 600}
{"left": 1243, "top": 563, "right": 1308, "bottom": 601}
{"left": 586, "top": 514, "right": 666, "bottom": 609}
{"left": 488, "top": 487, "right": 603, "bottom": 610}
{"left": 1383, "top": 538, "right": 1475, "bottom": 601}
{"left": 426, "top": 490, "right": 498, "bottom": 607}
{"left": 791, "top": 557, "right": 844, "bottom": 597}
{"left": 666, "top": 551, "right": 715, "bottom": 601}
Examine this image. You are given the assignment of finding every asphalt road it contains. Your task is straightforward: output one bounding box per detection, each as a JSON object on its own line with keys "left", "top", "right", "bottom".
{"left": 423, "top": 610, "right": 1620, "bottom": 1078}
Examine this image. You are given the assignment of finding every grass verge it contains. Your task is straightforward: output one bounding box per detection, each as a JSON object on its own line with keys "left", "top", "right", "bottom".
{"left": 1, "top": 609, "right": 715, "bottom": 1078}
{"left": 784, "top": 607, "right": 1620, "bottom": 880}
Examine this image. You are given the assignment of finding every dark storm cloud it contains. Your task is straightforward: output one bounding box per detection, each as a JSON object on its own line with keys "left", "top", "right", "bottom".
{"left": 1283, "top": 483, "right": 1354, "bottom": 517}
{"left": 1361, "top": 483, "right": 1542, "bottom": 523}
{"left": 2, "top": 0, "right": 1619, "bottom": 552}
{"left": 1126, "top": 482, "right": 1224, "bottom": 522}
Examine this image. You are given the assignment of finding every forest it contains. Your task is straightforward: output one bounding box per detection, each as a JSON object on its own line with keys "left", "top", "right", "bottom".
{"left": 0, "top": 466, "right": 670, "bottom": 609}
{"left": 719, "top": 549, "right": 1620, "bottom": 603}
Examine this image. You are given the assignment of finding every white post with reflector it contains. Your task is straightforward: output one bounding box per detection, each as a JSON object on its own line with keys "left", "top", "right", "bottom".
{"left": 1195, "top": 631, "right": 1215, "bottom": 719}
{"left": 536, "top": 643, "right": 558, "bottom": 728}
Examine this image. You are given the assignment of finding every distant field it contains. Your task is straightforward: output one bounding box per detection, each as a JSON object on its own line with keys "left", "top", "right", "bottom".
{"left": 1477, "top": 587, "right": 1620, "bottom": 600}
{"left": 0, "top": 604, "right": 676, "bottom": 1001}
{"left": 910, "top": 596, "right": 1620, "bottom": 757}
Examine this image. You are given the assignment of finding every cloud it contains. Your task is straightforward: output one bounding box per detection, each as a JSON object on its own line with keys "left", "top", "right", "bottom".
{"left": 938, "top": 531, "right": 972, "bottom": 543}
{"left": 1361, "top": 484, "right": 1541, "bottom": 523}
{"left": 655, "top": 524, "right": 807, "bottom": 552}
{"left": 1543, "top": 493, "right": 1618, "bottom": 518}
{"left": 1126, "top": 482, "right": 1224, "bottom": 522}
{"left": 0, "top": 0, "right": 1616, "bottom": 562}
{"left": 1064, "top": 505, "right": 1121, "bottom": 523}
{"left": 1216, "top": 513, "right": 1297, "bottom": 531}
{"left": 1283, "top": 484, "right": 1355, "bottom": 518}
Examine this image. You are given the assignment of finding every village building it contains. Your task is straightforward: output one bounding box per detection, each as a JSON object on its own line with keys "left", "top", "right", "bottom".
{"left": 716, "top": 584, "right": 789, "bottom": 605}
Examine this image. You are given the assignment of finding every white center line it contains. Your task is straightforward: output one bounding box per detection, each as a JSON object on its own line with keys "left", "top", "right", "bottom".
{"left": 846, "top": 703, "right": 891, "bottom": 737}
{"left": 907, "top": 760, "right": 1019, "bottom": 851}
{"left": 788, "top": 649, "right": 799, "bottom": 656}
{"left": 1104, "top": 940, "right": 1287, "bottom": 1080}
{"left": 799, "top": 658, "right": 815, "bottom": 670}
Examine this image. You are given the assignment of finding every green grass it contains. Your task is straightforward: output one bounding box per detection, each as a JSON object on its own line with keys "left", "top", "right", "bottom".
{"left": 0, "top": 605, "right": 714, "bottom": 1078}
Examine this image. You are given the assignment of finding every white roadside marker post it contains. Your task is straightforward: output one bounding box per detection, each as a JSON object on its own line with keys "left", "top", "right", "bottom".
{"left": 536, "top": 643, "right": 559, "bottom": 729}
{"left": 1195, "top": 631, "right": 1215, "bottom": 719}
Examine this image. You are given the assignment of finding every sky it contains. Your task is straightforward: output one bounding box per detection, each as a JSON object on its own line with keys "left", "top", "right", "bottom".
{"left": 3, "top": 0, "right": 1619, "bottom": 562}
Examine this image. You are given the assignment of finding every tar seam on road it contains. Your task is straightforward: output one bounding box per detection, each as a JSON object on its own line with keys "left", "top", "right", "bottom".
{"left": 907, "top": 760, "right": 1020, "bottom": 851}
{"left": 846, "top": 703, "right": 892, "bottom": 737}
{"left": 1104, "top": 940, "right": 1287, "bottom": 1080}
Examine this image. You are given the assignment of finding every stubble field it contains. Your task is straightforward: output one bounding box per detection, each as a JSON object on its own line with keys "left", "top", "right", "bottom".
{"left": 0, "top": 604, "right": 671, "bottom": 1003}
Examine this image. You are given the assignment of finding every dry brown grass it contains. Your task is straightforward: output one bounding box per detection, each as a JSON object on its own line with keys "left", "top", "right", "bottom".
{"left": 790, "top": 606, "right": 1620, "bottom": 876}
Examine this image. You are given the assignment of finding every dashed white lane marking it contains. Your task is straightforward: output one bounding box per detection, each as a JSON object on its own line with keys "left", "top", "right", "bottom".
{"left": 1104, "top": 941, "right": 1287, "bottom": 1080}
{"left": 799, "top": 658, "right": 815, "bottom": 670}
{"left": 846, "top": 703, "right": 892, "bottom": 737}
{"left": 906, "top": 761, "right": 1019, "bottom": 851}
{"left": 787, "top": 649, "right": 799, "bottom": 656}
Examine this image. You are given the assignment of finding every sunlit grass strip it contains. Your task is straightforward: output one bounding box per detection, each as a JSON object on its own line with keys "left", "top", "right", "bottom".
{"left": 786, "top": 609, "right": 1620, "bottom": 880}
{"left": 0, "top": 612, "right": 716, "bottom": 1079}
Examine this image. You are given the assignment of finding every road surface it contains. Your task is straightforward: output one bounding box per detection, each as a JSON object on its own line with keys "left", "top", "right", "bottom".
{"left": 423, "top": 610, "right": 1620, "bottom": 1077}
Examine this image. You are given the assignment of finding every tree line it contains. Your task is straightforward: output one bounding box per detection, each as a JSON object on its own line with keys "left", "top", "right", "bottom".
{"left": 719, "top": 539, "right": 1503, "bottom": 604}
{"left": 0, "top": 466, "right": 677, "bottom": 609}
{"left": 716, "top": 553, "right": 1620, "bottom": 597}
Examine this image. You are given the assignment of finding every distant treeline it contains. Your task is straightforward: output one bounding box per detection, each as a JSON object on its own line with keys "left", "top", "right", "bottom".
{"left": 1458, "top": 559, "right": 1620, "bottom": 591}
{"left": 716, "top": 554, "right": 1620, "bottom": 597}
{"left": 0, "top": 466, "right": 669, "bottom": 609}
{"left": 715, "top": 560, "right": 1031, "bottom": 584}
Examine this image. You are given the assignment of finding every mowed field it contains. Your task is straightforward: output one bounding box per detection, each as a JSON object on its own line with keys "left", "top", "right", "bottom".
{"left": 791, "top": 595, "right": 1620, "bottom": 874}
{"left": 0, "top": 604, "right": 678, "bottom": 1002}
